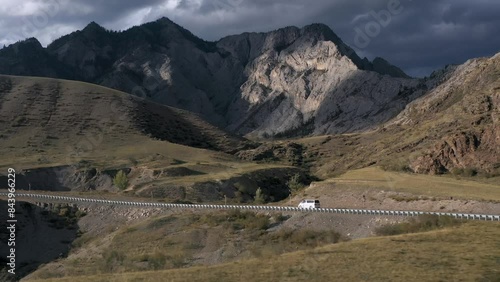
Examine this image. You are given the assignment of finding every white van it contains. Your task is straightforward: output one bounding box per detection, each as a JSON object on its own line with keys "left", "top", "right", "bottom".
{"left": 298, "top": 199, "right": 320, "bottom": 209}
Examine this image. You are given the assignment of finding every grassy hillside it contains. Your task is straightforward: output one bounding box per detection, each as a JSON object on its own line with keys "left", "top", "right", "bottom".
{"left": 0, "top": 74, "right": 247, "bottom": 168}
{"left": 26, "top": 221, "right": 500, "bottom": 282}
{"left": 0, "top": 75, "right": 303, "bottom": 201}
{"left": 24, "top": 210, "right": 344, "bottom": 280}
{"left": 324, "top": 166, "right": 500, "bottom": 202}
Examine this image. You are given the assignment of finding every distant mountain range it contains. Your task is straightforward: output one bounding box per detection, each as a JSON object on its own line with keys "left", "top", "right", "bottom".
{"left": 0, "top": 17, "right": 497, "bottom": 143}
{"left": 0, "top": 17, "right": 422, "bottom": 137}
{"left": 0, "top": 17, "right": 498, "bottom": 176}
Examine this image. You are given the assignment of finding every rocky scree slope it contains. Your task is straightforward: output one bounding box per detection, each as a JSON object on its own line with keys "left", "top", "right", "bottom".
{"left": 0, "top": 18, "right": 423, "bottom": 138}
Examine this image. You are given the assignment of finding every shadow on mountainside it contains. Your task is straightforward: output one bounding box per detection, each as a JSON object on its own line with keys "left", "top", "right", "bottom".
{"left": 313, "top": 71, "right": 427, "bottom": 135}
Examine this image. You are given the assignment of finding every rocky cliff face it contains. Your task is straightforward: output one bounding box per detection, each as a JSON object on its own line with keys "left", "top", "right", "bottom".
{"left": 410, "top": 128, "right": 499, "bottom": 174}
{"left": 395, "top": 53, "right": 500, "bottom": 174}
{"left": 218, "top": 24, "right": 421, "bottom": 137}
{"left": 0, "top": 18, "right": 419, "bottom": 137}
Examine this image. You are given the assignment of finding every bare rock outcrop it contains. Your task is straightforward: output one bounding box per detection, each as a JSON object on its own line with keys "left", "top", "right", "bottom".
{"left": 389, "top": 52, "right": 500, "bottom": 175}
{"left": 410, "top": 127, "right": 499, "bottom": 174}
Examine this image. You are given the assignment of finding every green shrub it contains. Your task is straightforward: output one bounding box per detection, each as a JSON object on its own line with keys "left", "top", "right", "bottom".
{"left": 287, "top": 173, "right": 303, "bottom": 192}
{"left": 113, "top": 170, "right": 129, "bottom": 190}
{"left": 254, "top": 187, "right": 266, "bottom": 204}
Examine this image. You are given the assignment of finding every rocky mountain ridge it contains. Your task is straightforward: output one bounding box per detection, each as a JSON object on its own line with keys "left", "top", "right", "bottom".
{"left": 0, "top": 18, "right": 420, "bottom": 137}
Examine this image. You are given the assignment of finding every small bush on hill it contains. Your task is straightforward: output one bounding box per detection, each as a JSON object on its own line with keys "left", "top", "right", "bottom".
{"left": 113, "top": 170, "right": 129, "bottom": 190}
{"left": 287, "top": 173, "right": 304, "bottom": 192}
{"left": 254, "top": 187, "right": 266, "bottom": 204}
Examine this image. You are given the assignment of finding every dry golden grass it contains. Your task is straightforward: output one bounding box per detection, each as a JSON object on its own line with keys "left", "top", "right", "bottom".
{"left": 0, "top": 75, "right": 296, "bottom": 191}
{"left": 27, "top": 221, "right": 500, "bottom": 282}
{"left": 25, "top": 211, "right": 342, "bottom": 280}
{"left": 0, "top": 75, "right": 246, "bottom": 170}
{"left": 325, "top": 166, "right": 500, "bottom": 202}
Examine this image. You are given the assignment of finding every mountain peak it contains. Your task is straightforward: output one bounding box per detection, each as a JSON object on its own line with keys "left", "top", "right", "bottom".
{"left": 372, "top": 57, "right": 410, "bottom": 78}
{"left": 301, "top": 23, "right": 334, "bottom": 33}
{"left": 149, "top": 17, "right": 180, "bottom": 29}
{"left": 155, "top": 17, "right": 174, "bottom": 24}
{"left": 0, "top": 37, "right": 43, "bottom": 56}
{"left": 21, "top": 37, "right": 42, "bottom": 47}
{"left": 301, "top": 23, "right": 342, "bottom": 44}
{"left": 10, "top": 38, "right": 44, "bottom": 52}
{"left": 83, "top": 21, "right": 105, "bottom": 31}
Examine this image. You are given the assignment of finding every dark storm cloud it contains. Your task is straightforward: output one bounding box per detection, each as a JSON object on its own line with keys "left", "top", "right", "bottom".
{"left": 51, "top": 0, "right": 166, "bottom": 27}
{"left": 0, "top": 0, "right": 165, "bottom": 46}
{"left": 1, "top": 0, "right": 499, "bottom": 77}
{"left": 342, "top": 0, "right": 500, "bottom": 76}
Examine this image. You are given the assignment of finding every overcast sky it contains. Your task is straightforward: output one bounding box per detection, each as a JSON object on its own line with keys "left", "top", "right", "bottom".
{"left": 1, "top": 0, "right": 499, "bottom": 77}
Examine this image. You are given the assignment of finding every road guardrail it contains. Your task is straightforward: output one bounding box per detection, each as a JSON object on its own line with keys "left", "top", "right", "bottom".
{"left": 1, "top": 192, "right": 499, "bottom": 221}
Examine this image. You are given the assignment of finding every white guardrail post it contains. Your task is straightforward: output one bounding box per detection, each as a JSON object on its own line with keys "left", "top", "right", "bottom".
{"left": 0, "top": 192, "right": 499, "bottom": 221}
